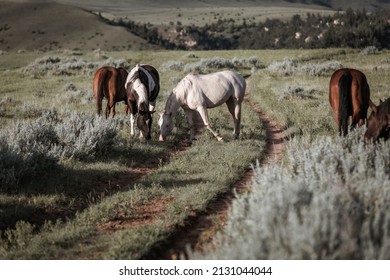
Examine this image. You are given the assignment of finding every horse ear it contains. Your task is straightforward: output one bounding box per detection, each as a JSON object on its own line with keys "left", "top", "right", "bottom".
{"left": 369, "top": 99, "right": 378, "bottom": 113}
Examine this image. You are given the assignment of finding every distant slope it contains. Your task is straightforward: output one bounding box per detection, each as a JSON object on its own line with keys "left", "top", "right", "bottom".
{"left": 53, "top": 0, "right": 390, "bottom": 12}
{"left": 48, "top": 0, "right": 389, "bottom": 27}
{"left": 0, "top": 1, "right": 158, "bottom": 52}
{"left": 285, "top": 0, "right": 390, "bottom": 10}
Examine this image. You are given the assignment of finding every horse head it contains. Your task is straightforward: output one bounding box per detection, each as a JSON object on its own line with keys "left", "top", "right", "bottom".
{"left": 158, "top": 112, "right": 174, "bottom": 141}
{"left": 364, "top": 98, "right": 390, "bottom": 142}
{"left": 137, "top": 102, "right": 155, "bottom": 140}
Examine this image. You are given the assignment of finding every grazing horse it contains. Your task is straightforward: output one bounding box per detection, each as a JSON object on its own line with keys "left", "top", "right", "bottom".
{"left": 125, "top": 64, "right": 160, "bottom": 140}
{"left": 329, "top": 68, "right": 370, "bottom": 136}
{"left": 158, "top": 70, "right": 246, "bottom": 142}
{"left": 93, "top": 66, "right": 128, "bottom": 118}
{"left": 364, "top": 97, "right": 390, "bottom": 142}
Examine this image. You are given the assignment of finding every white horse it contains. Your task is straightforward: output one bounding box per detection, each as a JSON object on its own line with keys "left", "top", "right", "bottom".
{"left": 158, "top": 70, "right": 246, "bottom": 142}
{"left": 125, "top": 64, "right": 160, "bottom": 139}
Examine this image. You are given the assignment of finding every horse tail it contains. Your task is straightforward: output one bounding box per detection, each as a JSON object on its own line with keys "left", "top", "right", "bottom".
{"left": 96, "top": 69, "right": 109, "bottom": 116}
{"left": 338, "top": 72, "right": 352, "bottom": 136}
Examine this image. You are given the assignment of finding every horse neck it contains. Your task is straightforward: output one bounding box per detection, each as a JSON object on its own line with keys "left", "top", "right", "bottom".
{"left": 165, "top": 91, "right": 182, "bottom": 115}
{"left": 133, "top": 79, "right": 149, "bottom": 107}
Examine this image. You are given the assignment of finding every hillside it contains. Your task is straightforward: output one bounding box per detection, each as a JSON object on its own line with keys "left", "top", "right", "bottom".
{"left": 0, "top": 0, "right": 388, "bottom": 52}
{"left": 0, "top": 1, "right": 158, "bottom": 52}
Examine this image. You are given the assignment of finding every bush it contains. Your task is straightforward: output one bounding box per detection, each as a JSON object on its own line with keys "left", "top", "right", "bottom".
{"left": 278, "top": 85, "right": 318, "bottom": 100}
{"left": 193, "top": 130, "right": 390, "bottom": 259}
{"left": 54, "top": 112, "right": 119, "bottom": 160}
{"left": 360, "top": 46, "right": 379, "bottom": 55}
{"left": 299, "top": 61, "right": 343, "bottom": 76}
{"left": 0, "top": 112, "right": 59, "bottom": 188}
{"left": 0, "top": 110, "right": 123, "bottom": 188}
{"left": 184, "top": 56, "right": 263, "bottom": 73}
{"left": 161, "top": 61, "right": 185, "bottom": 71}
{"left": 267, "top": 59, "right": 298, "bottom": 76}
{"left": 22, "top": 56, "right": 130, "bottom": 76}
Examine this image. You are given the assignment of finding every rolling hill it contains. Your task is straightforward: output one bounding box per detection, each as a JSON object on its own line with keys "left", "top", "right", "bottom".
{"left": 0, "top": 1, "right": 158, "bottom": 52}
{"left": 0, "top": 0, "right": 388, "bottom": 52}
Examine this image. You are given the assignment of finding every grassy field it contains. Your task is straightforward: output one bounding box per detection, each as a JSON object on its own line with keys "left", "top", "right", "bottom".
{"left": 1, "top": 47, "right": 389, "bottom": 259}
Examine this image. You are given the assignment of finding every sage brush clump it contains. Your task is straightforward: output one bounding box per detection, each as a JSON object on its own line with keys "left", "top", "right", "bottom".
{"left": 193, "top": 130, "right": 390, "bottom": 259}
{"left": 184, "top": 56, "right": 263, "bottom": 73}
{"left": 22, "top": 56, "right": 129, "bottom": 76}
{"left": 299, "top": 61, "right": 343, "bottom": 76}
{"left": 0, "top": 110, "right": 122, "bottom": 188}
{"left": 267, "top": 59, "right": 298, "bottom": 76}
{"left": 278, "top": 85, "right": 319, "bottom": 100}
{"left": 267, "top": 59, "right": 342, "bottom": 76}
{"left": 54, "top": 112, "right": 119, "bottom": 160}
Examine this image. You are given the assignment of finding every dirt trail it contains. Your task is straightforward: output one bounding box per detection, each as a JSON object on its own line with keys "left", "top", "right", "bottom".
{"left": 93, "top": 78, "right": 286, "bottom": 260}
{"left": 146, "top": 97, "right": 286, "bottom": 260}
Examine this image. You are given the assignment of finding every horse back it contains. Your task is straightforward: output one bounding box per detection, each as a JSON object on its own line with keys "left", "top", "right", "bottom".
{"left": 186, "top": 71, "right": 246, "bottom": 108}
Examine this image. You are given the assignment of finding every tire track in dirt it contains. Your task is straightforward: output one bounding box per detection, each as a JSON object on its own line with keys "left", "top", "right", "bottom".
{"left": 146, "top": 95, "right": 286, "bottom": 260}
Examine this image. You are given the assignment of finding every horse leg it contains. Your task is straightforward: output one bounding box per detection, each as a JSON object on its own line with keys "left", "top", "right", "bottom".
{"left": 351, "top": 84, "right": 365, "bottom": 128}
{"left": 184, "top": 109, "right": 196, "bottom": 141}
{"left": 226, "top": 97, "right": 241, "bottom": 139}
{"left": 149, "top": 100, "right": 156, "bottom": 112}
{"left": 105, "top": 103, "right": 110, "bottom": 119}
{"left": 197, "top": 106, "right": 223, "bottom": 142}
{"left": 129, "top": 113, "right": 136, "bottom": 136}
{"left": 96, "top": 97, "right": 102, "bottom": 116}
{"left": 111, "top": 105, "right": 116, "bottom": 118}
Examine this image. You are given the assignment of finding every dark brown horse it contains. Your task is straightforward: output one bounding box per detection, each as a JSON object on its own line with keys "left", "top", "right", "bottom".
{"left": 93, "top": 66, "right": 128, "bottom": 118}
{"left": 364, "top": 97, "right": 390, "bottom": 142}
{"left": 329, "top": 68, "right": 370, "bottom": 136}
{"left": 125, "top": 64, "right": 160, "bottom": 140}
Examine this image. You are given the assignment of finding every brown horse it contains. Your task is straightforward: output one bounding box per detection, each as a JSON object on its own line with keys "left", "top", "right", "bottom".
{"left": 125, "top": 64, "right": 160, "bottom": 140}
{"left": 93, "top": 66, "right": 128, "bottom": 118}
{"left": 329, "top": 68, "right": 370, "bottom": 136}
{"left": 364, "top": 97, "right": 390, "bottom": 142}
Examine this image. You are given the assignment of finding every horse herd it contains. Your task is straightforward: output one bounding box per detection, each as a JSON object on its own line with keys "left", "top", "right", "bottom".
{"left": 93, "top": 64, "right": 390, "bottom": 143}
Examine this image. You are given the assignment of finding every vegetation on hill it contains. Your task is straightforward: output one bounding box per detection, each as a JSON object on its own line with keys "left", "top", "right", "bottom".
{"left": 107, "top": 9, "right": 390, "bottom": 50}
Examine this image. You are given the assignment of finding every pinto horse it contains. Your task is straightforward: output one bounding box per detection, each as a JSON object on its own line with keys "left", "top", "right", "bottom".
{"left": 158, "top": 70, "right": 246, "bottom": 142}
{"left": 125, "top": 64, "right": 160, "bottom": 140}
{"left": 93, "top": 66, "right": 128, "bottom": 118}
{"left": 329, "top": 68, "right": 370, "bottom": 136}
{"left": 364, "top": 97, "right": 390, "bottom": 142}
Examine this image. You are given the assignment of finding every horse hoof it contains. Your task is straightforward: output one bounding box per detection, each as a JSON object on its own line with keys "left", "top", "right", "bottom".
{"left": 217, "top": 137, "right": 224, "bottom": 142}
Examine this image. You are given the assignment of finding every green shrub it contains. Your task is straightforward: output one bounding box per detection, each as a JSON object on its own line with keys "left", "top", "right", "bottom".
{"left": 0, "top": 110, "right": 123, "bottom": 188}
{"left": 54, "top": 112, "right": 119, "bottom": 160}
